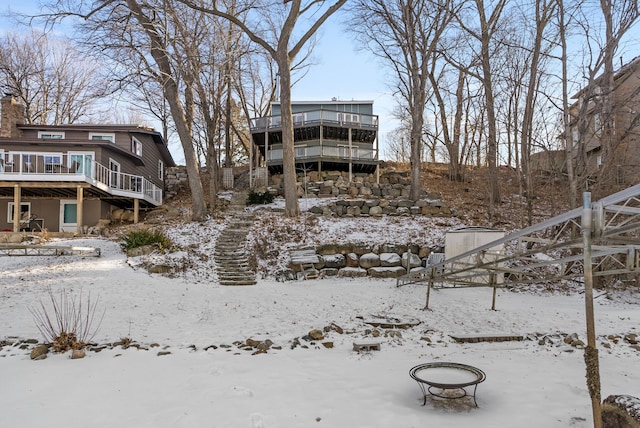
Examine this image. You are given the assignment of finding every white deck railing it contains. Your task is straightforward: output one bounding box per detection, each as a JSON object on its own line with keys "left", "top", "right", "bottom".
{"left": 0, "top": 152, "right": 162, "bottom": 205}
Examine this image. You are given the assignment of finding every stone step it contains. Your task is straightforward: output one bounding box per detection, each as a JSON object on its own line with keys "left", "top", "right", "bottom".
{"left": 219, "top": 274, "right": 255, "bottom": 279}
{"left": 213, "top": 206, "right": 257, "bottom": 287}
{"left": 449, "top": 334, "right": 524, "bottom": 343}
{"left": 218, "top": 263, "right": 252, "bottom": 269}
{"left": 214, "top": 254, "right": 249, "bottom": 261}
{"left": 220, "top": 280, "right": 257, "bottom": 286}
{"left": 214, "top": 249, "right": 247, "bottom": 254}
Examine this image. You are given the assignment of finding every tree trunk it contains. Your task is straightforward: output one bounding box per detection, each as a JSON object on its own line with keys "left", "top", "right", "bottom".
{"left": 276, "top": 54, "right": 300, "bottom": 217}
{"left": 125, "top": 0, "right": 207, "bottom": 221}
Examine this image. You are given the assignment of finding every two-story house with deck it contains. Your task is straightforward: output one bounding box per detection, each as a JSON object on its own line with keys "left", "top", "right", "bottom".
{"left": 567, "top": 56, "right": 640, "bottom": 188}
{"left": 249, "top": 100, "right": 380, "bottom": 181}
{"left": 0, "top": 95, "right": 175, "bottom": 233}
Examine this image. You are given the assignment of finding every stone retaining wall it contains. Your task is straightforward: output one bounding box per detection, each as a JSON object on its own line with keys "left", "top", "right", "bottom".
{"left": 165, "top": 167, "right": 452, "bottom": 217}
{"left": 285, "top": 243, "right": 440, "bottom": 280}
{"left": 306, "top": 198, "right": 451, "bottom": 217}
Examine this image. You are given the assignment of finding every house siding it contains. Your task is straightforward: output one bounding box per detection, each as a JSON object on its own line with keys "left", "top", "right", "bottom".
{"left": 568, "top": 58, "right": 640, "bottom": 189}
{"left": 272, "top": 101, "right": 374, "bottom": 116}
{"left": 15, "top": 128, "right": 167, "bottom": 188}
{"left": 0, "top": 198, "right": 103, "bottom": 233}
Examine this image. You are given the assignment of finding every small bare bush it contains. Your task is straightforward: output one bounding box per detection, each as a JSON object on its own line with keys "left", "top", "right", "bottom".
{"left": 30, "top": 287, "right": 105, "bottom": 352}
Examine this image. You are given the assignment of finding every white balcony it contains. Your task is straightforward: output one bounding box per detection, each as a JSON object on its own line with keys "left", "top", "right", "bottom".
{"left": 266, "top": 141, "right": 378, "bottom": 163}
{"left": 0, "top": 151, "right": 162, "bottom": 205}
{"left": 250, "top": 109, "right": 378, "bottom": 131}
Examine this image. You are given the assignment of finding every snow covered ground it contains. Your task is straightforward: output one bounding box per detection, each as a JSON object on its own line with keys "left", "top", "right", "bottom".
{"left": 1, "top": 223, "right": 639, "bottom": 428}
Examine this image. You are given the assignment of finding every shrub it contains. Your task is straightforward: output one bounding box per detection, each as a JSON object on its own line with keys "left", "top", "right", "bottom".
{"left": 121, "top": 229, "right": 173, "bottom": 251}
{"left": 247, "top": 190, "right": 274, "bottom": 205}
{"left": 29, "top": 287, "right": 105, "bottom": 352}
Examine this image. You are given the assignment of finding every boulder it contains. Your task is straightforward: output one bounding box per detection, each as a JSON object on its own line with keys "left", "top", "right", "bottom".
{"left": 320, "top": 268, "right": 339, "bottom": 277}
{"left": 71, "top": 349, "right": 86, "bottom": 359}
{"left": 345, "top": 253, "right": 360, "bottom": 268}
{"left": 346, "top": 206, "right": 361, "bottom": 216}
{"left": 380, "top": 252, "right": 402, "bottom": 267}
{"left": 147, "top": 264, "right": 173, "bottom": 274}
{"left": 367, "top": 266, "right": 407, "bottom": 278}
{"left": 30, "top": 344, "right": 49, "bottom": 360}
{"left": 322, "top": 254, "right": 346, "bottom": 269}
{"left": 359, "top": 252, "right": 381, "bottom": 269}
{"left": 602, "top": 395, "right": 640, "bottom": 428}
{"left": 308, "top": 329, "right": 325, "bottom": 341}
{"left": 127, "top": 244, "right": 157, "bottom": 257}
{"left": 402, "top": 252, "right": 422, "bottom": 269}
{"left": 338, "top": 267, "right": 368, "bottom": 278}
{"left": 0, "top": 233, "right": 24, "bottom": 244}
{"left": 369, "top": 206, "right": 383, "bottom": 217}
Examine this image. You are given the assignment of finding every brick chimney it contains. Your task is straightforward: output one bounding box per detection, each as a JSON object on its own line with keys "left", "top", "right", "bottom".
{"left": 0, "top": 95, "right": 25, "bottom": 138}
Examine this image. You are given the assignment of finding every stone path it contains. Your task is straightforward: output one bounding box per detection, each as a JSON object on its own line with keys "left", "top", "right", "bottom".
{"left": 214, "top": 191, "right": 257, "bottom": 286}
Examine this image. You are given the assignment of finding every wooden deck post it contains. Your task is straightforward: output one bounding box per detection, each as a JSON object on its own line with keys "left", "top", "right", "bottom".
{"left": 348, "top": 128, "right": 353, "bottom": 183}
{"left": 133, "top": 198, "right": 139, "bottom": 224}
{"left": 13, "top": 184, "right": 21, "bottom": 232}
{"left": 76, "top": 186, "right": 84, "bottom": 234}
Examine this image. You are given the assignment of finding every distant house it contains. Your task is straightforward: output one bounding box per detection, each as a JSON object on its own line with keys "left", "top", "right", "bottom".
{"left": 249, "top": 100, "right": 380, "bottom": 179}
{"left": 0, "top": 95, "right": 175, "bottom": 233}
{"left": 567, "top": 56, "right": 640, "bottom": 187}
{"left": 529, "top": 150, "right": 566, "bottom": 175}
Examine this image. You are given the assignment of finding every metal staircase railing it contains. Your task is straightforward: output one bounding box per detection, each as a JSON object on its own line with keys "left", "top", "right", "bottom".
{"left": 397, "top": 183, "right": 640, "bottom": 305}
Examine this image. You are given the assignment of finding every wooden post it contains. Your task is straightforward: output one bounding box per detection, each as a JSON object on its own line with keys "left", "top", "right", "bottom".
{"left": 133, "top": 199, "right": 139, "bottom": 224}
{"left": 582, "top": 192, "right": 602, "bottom": 428}
{"left": 424, "top": 270, "right": 433, "bottom": 310}
{"left": 76, "top": 186, "right": 84, "bottom": 234}
{"left": 249, "top": 132, "right": 253, "bottom": 189}
{"left": 375, "top": 123, "right": 380, "bottom": 185}
{"left": 490, "top": 272, "right": 497, "bottom": 310}
{"left": 264, "top": 128, "right": 269, "bottom": 173}
{"left": 348, "top": 128, "right": 353, "bottom": 183}
{"left": 13, "top": 184, "right": 20, "bottom": 232}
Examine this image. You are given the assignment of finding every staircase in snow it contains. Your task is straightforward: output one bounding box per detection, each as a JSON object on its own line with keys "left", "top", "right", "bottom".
{"left": 214, "top": 191, "right": 257, "bottom": 286}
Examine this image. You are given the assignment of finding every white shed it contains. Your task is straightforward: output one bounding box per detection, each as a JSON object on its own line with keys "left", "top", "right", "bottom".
{"left": 444, "top": 227, "right": 506, "bottom": 286}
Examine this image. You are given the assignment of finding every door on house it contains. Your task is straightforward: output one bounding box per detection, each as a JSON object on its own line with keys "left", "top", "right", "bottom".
{"left": 109, "top": 159, "right": 121, "bottom": 189}
{"left": 69, "top": 152, "right": 94, "bottom": 178}
{"left": 59, "top": 200, "right": 77, "bottom": 232}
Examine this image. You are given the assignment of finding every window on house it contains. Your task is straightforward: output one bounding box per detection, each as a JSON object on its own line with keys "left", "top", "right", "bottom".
{"left": 89, "top": 133, "right": 115, "bottom": 143}
{"left": 23, "top": 154, "right": 35, "bottom": 173}
{"left": 594, "top": 113, "right": 602, "bottom": 137}
{"left": 109, "top": 159, "right": 121, "bottom": 189}
{"left": 158, "top": 159, "right": 164, "bottom": 180}
{"left": 338, "top": 113, "right": 360, "bottom": 123}
{"left": 292, "top": 113, "right": 306, "bottom": 124}
{"left": 38, "top": 131, "right": 65, "bottom": 139}
{"left": 131, "top": 137, "right": 142, "bottom": 156}
{"left": 7, "top": 202, "right": 30, "bottom": 223}
{"left": 43, "top": 154, "right": 63, "bottom": 173}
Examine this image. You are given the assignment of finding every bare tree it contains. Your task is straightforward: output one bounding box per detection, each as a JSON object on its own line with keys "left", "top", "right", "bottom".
{"left": 0, "top": 30, "right": 106, "bottom": 125}
{"left": 565, "top": 0, "right": 639, "bottom": 201}
{"left": 39, "top": 0, "right": 227, "bottom": 221}
{"left": 180, "top": 0, "right": 346, "bottom": 217}
{"left": 517, "top": 0, "right": 558, "bottom": 225}
{"left": 123, "top": 0, "right": 208, "bottom": 220}
{"left": 347, "top": 0, "right": 456, "bottom": 200}
{"left": 455, "top": 0, "right": 507, "bottom": 211}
